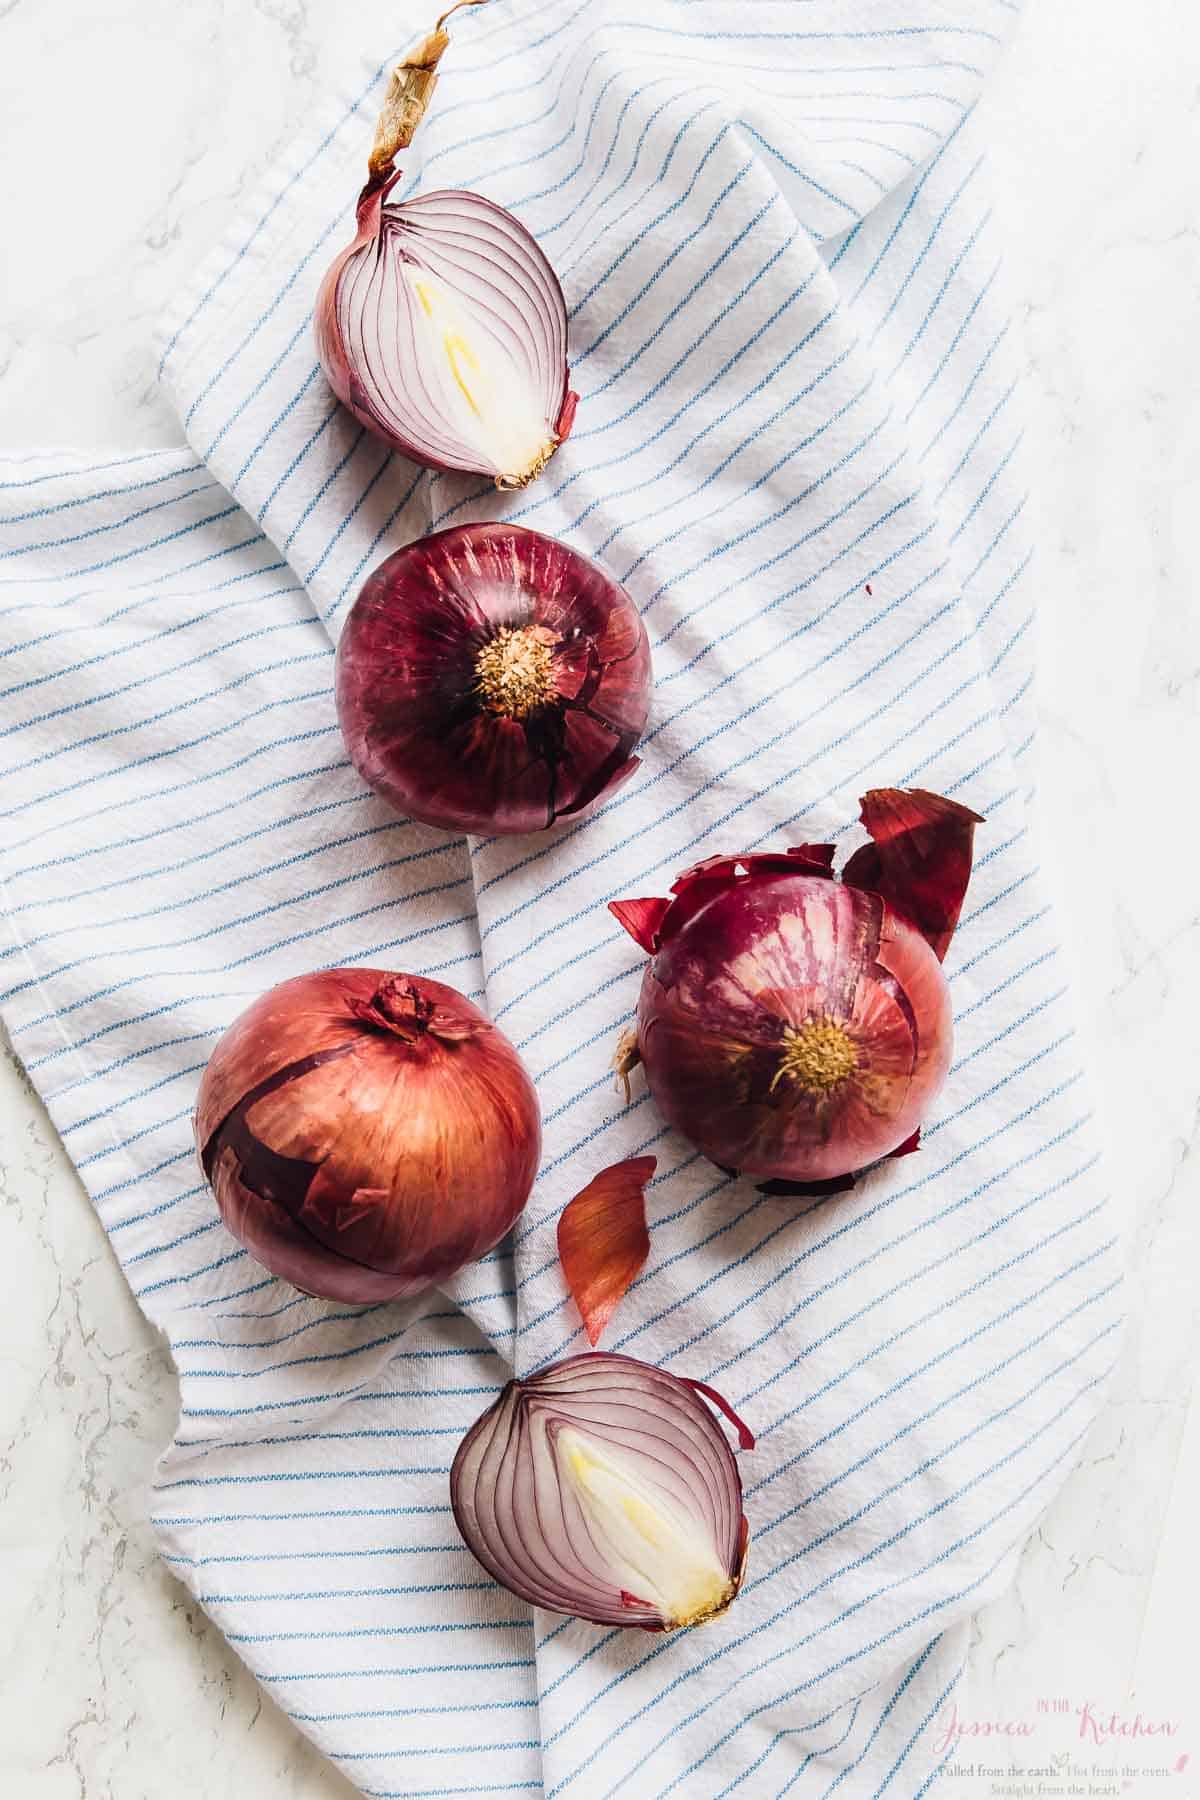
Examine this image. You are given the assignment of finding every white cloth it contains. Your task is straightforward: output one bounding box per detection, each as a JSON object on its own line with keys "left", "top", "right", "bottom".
{"left": 0, "top": 2, "right": 1121, "bottom": 1794}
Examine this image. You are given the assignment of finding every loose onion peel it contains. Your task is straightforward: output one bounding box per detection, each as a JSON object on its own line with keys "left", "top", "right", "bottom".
{"left": 557, "top": 1156, "right": 655, "bottom": 1345}
{"left": 314, "top": 0, "right": 577, "bottom": 487}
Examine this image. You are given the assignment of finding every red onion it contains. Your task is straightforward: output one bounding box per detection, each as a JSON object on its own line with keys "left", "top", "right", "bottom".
{"left": 194, "top": 969, "right": 540, "bottom": 1302}
{"left": 314, "top": 4, "right": 576, "bottom": 488}
{"left": 451, "top": 1352, "right": 753, "bottom": 1631}
{"left": 610, "top": 790, "right": 982, "bottom": 1193}
{"left": 336, "top": 523, "right": 652, "bottom": 835}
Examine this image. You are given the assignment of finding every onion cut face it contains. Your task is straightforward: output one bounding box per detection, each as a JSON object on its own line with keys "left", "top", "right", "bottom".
{"left": 450, "top": 1353, "right": 753, "bottom": 1631}
{"left": 194, "top": 970, "right": 540, "bottom": 1302}
{"left": 314, "top": 4, "right": 576, "bottom": 488}
{"left": 336, "top": 523, "right": 652, "bottom": 836}
{"left": 610, "top": 791, "right": 982, "bottom": 1193}
{"left": 316, "top": 182, "right": 576, "bottom": 488}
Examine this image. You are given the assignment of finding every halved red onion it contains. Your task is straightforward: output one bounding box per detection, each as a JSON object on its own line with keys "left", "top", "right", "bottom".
{"left": 316, "top": 184, "right": 576, "bottom": 488}
{"left": 194, "top": 969, "right": 540, "bottom": 1302}
{"left": 451, "top": 1352, "right": 753, "bottom": 1631}
{"left": 609, "top": 791, "right": 982, "bottom": 1193}
{"left": 336, "top": 523, "right": 652, "bottom": 835}
{"left": 313, "top": 7, "right": 575, "bottom": 489}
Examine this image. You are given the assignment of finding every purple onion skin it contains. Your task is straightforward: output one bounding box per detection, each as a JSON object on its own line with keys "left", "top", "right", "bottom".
{"left": 636, "top": 873, "right": 952, "bottom": 1184}
{"left": 450, "top": 1352, "right": 750, "bottom": 1631}
{"left": 194, "top": 969, "right": 540, "bottom": 1303}
{"left": 336, "top": 523, "right": 652, "bottom": 836}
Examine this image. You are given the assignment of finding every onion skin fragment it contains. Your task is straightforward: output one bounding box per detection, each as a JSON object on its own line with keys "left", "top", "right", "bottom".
{"left": 336, "top": 523, "right": 652, "bottom": 836}
{"left": 450, "top": 1352, "right": 752, "bottom": 1631}
{"left": 314, "top": 182, "right": 577, "bottom": 487}
{"left": 194, "top": 969, "right": 540, "bottom": 1302}
{"left": 843, "top": 787, "right": 983, "bottom": 962}
{"left": 608, "top": 791, "right": 981, "bottom": 1190}
{"left": 557, "top": 1157, "right": 655, "bottom": 1345}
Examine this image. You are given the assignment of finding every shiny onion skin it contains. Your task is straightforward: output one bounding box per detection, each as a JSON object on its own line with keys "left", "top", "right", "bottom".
{"left": 557, "top": 1156, "right": 654, "bottom": 1346}
{"left": 194, "top": 970, "right": 540, "bottom": 1303}
{"left": 451, "top": 1353, "right": 753, "bottom": 1631}
{"left": 336, "top": 523, "right": 652, "bottom": 836}
{"left": 610, "top": 794, "right": 981, "bottom": 1192}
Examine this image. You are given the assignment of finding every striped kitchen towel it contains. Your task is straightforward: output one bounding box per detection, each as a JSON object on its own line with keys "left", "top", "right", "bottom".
{"left": 0, "top": 1, "right": 1122, "bottom": 1794}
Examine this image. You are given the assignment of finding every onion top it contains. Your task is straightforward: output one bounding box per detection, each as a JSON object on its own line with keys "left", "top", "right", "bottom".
{"left": 336, "top": 523, "right": 652, "bottom": 836}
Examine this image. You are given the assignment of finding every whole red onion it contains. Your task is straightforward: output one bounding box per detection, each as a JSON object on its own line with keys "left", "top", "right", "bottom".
{"left": 314, "top": 5, "right": 576, "bottom": 488}
{"left": 194, "top": 969, "right": 540, "bottom": 1302}
{"left": 610, "top": 792, "right": 981, "bottom": 1192}
{"left": 336, "top": 523, "right": 652, "bottom": 836}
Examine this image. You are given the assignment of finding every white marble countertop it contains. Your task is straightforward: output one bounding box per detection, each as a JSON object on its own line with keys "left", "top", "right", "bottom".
{"left": 2, "top": 2, "right": 1198, "bottom": 1795}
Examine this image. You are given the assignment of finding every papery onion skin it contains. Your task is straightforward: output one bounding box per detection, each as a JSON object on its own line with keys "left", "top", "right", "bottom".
{"left": 336, "top": 522, "right": 652, "bottom": 836}
{"left": 450, "top": 1352, "right": 752, "bottom": 1631}
{"left": 557, "top": 1157, "right": 655, "bottom": 1346}
{"left": 194, "top": 969, "right": 540, "bottom": 1303}
{"left": 612, "top": 845, "right": 957, "bottom": 1187}
{"left": 844, "top": 787, "right": 984, "bottom": 962}
{"left": 315, "top": 178, "right": 577, "bottom": 488}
